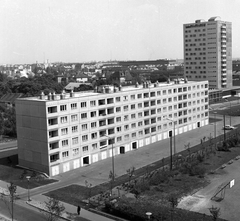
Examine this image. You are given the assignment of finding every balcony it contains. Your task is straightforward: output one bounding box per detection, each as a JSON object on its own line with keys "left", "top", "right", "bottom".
{"left": 48, "top": 118, "right": 58, "bottom": 126}
{"left": 49, "top": 130, "right": 58, "bottom": 138}
{"left": 99, "top": 110, "right": 106, "bottom": 117}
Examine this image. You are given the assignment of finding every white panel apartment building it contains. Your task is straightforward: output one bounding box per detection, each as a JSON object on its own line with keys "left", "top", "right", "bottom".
{"left": 183, "top": 17, "right": 232, "bottom": 89}
{"left": 16, "top": 80, "right": 209, "bottom": 176}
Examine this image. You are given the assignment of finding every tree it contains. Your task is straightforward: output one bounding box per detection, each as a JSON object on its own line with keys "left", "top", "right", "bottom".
{"left": 0, "top": 114, "right": 4, "bottom": 140}
{"left": 126, "top": 166, "right": 135, "bottom": 186}
{"left": 84, "top": 180, "right": 92, "bottom": 204}
{"left": 209, "top": 205, "right": 221, "bottom": 221}
{"left": 41, "top": 197, "right": 65, "bottom": 221}
{"left": 167, "top": 192, "right": 181, "bottom": 221}
{"left": 0, "top": 182, "right": 18, "bottom": 221}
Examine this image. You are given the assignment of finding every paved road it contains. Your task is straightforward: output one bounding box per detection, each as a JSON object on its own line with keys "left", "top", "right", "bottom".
{"left": 0, "top": 141, "right": 17, "bottom": 150}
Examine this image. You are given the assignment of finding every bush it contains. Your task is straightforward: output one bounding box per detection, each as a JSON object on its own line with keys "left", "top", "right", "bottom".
{"left": 190, "top": 166, "right": 206, "bottom": 178}
{"left": 197, "top": 153, "right": 204, "bottom": 162}
{"left": 149, "top": 170, "right": 175, "bottom": 185}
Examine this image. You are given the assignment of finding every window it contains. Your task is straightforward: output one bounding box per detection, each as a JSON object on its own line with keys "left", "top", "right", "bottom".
{"left": 124, "top": 115, "right": 129, "bottom": 121}
{"left": 131, "top": 123, "right": 136, "bottom": 128}
{"left": 116, "top": 107, "right": 121, "bottom": 112}
{"left": 71, "top": 114, "right": 78, "bottom": 122}
{"left": 91, "top": 122, "right": 97, "bottom": 128}
{"left": 124, "top": 125, "right": 129, "bottom": 130}
{"left": 117, "top": 137, "right": 122, "bottom": 142}
{"left": 138, "top": 112, "right": 143, "bottom": 117}
{"left": 124, "top": 106, "right": 128, "bottom": 111}
{"left": 49, "top": 142, "right": 59, "bottom": 150}
{"left": 60, "top": 116, "right": 67, "bottom": 124}
{"left": 61, "top": 128, "right": 68, "bottom": 135}
{"left": 82, "top": 135, "right": 88, "bottom": 142}
{"left": 60, "top": 105, "right": 67, "bottom": 111}
{"left": 131, "top": 114, "right": 136, "bottom": 119}
{"left": 82, "top": 146, "right": 88, "bottom": 152}
{"left": 116, "top": 97, "right": 121, "bottom": 102}
{"left": 92, "top": 143, "right": 98, "bottom": 150}
{"left": 62, "top": 151, "right": 69, "bottom": 158}
{"left": 138, "top": 121, "right": 143, "bottom": 127}
{"left": 139, "top": 131, "right": 143, "bottom": 136}
{"left": 116, "top": 126, "right": 121, "bottom": 132}
{"left": 73, "top": 148, "right": 79, "bottom": 156}
{"left": 91, "top": 132, "right": 97, "bottom": 139}
{"left": 132, "top": 132, "right": 136, "bottom": 138}
{"left": 131, "top": 104, "right": 135, "bottom": 110}
{"left": 90, "top": 100, "right": 96, "bottom": 107}
{"left": 72, "top": 126, "right": 78, "bottom": 133}
{"left": 137, "top": 94, "right": 142, "bottom": 99}
{"left": 138, "top": 103, "right": 142, "bottom": 108}
{"left": 48, "top": 106, "right": 57, "bottom": 114}
{"left": 131, "top": 95, "right": 135, "bottom": 100}
{"left": 91, "top": 111, "right": 96, "bottom": 117}
{"left": 50, "top": 154, "right": 59, "bottom": 162}
{"left": 71, "top": 103, "right": 77, "bottom": 109}
{"left": 124, "top": 134, "right": 130, "bottom": 140}
{"left": 81, "top": 113, "right": 87, "bottom": 119}
{"left": 82, "top": 124, "right": 88, "bottom": 130}
{"left": 72, "top": 137, "right": 78, "bottom": 145}
{"left": 62, "top": 139, "right": 68, "bottom": 147}
{"left": 116, "top": 117, "right": 121, "bottom": 122}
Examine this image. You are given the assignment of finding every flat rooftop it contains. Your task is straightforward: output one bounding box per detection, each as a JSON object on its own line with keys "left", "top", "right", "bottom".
{"left": 17, "top": 80, "right": 206, "bottom": 102}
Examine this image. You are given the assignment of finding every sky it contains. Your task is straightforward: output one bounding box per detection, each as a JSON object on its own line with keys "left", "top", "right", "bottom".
{"left": 1, "top": 0, "right": 240, "bottom": 64}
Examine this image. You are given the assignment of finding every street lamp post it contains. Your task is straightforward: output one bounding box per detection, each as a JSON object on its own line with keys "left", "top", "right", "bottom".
{"left": 166, "top": 118, "right": 176, "bottom": 170}
{"left": 104, "top": 135, "right": 115, "bottom": 182}
{"left": 213, "top": 112, "right": 217, "bottom": 147}
{"left": 26, "top": 176, "right": 31, "bottom": 201}
{"left": 225, "top": 99, "right": 232, "bottom": 126}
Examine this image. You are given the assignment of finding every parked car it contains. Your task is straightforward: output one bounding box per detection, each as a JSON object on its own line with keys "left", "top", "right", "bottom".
{"left": 223, "top": 125, "right": 235, "bottom": 130}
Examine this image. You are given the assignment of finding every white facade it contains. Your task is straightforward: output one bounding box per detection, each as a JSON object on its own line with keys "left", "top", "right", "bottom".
{"left": 183, "top": 17, "right": 232, "bottom": 89}
{"left": 16, "top": 80, "right": 209, "bottom": 176}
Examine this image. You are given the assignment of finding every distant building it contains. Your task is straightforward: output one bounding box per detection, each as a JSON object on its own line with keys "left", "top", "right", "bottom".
{"left": 0, "top": 93, "right": 24, "bottom": 108}
{"left": 183, "top": 17, "right": 232, "bottom": 89}
{"left": 75, "top": 72, "right": 89, "bottom": 83}
{"left": 16, "top": 80, "right": 209, "bottom": 176}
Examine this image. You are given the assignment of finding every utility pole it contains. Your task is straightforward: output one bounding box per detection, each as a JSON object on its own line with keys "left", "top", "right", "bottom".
{"left": 223, "top": 114, "right": 226, "bottom": 141}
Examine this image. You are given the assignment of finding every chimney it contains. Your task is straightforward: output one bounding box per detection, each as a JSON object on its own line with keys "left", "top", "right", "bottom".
{"left": 119, "top": 85, "right": 122, "bottom": 91}
{"left": 60, "top": 91, "right": 65, "bottom": 100}
{"left": 52, "top": 91, "right": 56, "bottom": 100}
{"left": 40, "top": 91, "right": 44, "bottom": 100}
{"left": 70, "top": 90, "right": 74, "bottom": 97}
{"left": 47, "top": 92, "right": 51, "bottom": 100}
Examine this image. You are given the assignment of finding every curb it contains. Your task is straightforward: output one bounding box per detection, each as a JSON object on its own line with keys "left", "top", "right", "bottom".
{"left": 26, "top": 201, "right": 74, "bottom": 221}
{"left": 89, "top": 208, "right": 128, "bottom": 221}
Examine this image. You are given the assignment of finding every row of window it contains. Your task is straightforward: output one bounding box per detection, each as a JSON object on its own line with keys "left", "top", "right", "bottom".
{"left": 48, "top": 88, "right": 208, "bottom": 115}
{"left": 50, "top": 112, "right": 209, "bottom": 158}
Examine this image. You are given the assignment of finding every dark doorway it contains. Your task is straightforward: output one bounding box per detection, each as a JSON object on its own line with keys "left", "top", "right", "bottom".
{"left": 83, "top": 156, "right": 89, "bottom": 165}
{"left": 132, "top": 142, "right": 137, "bottom": 150}
{"left": 169, "top": 130, "right": 173, "bottom": 137}
{"left": 197, "top": 122, "right": 200, "bottom": 128}
{"left": 120, "top": 146, "right": 125, "bottom": 154}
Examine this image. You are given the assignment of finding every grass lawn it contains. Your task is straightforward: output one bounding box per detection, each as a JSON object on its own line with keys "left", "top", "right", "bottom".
{"left": 44, "top": 143, "right": 240, "bottom": 207}
{"left": 0, "top": 155, "right": 57, "bottom": 189}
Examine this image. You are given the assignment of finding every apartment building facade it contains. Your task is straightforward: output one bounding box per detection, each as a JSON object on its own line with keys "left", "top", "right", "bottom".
{"left": 16, "top": 80, "right": 209, "bottom": 176}
{"left": 183, "top": 16, "right": 232, "bottom": 89}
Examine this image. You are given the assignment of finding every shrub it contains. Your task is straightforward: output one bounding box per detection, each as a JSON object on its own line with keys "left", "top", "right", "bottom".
{"left": 197, "top": 153, "right": 204, "bottom": 162}
{"left": 190, "top": 166, "right": 206, "bottom": 178}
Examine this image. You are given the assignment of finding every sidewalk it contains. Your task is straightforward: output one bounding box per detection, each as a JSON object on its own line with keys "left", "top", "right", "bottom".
{"left": 0, "top": 180, "right": 115, "bottom": 221}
